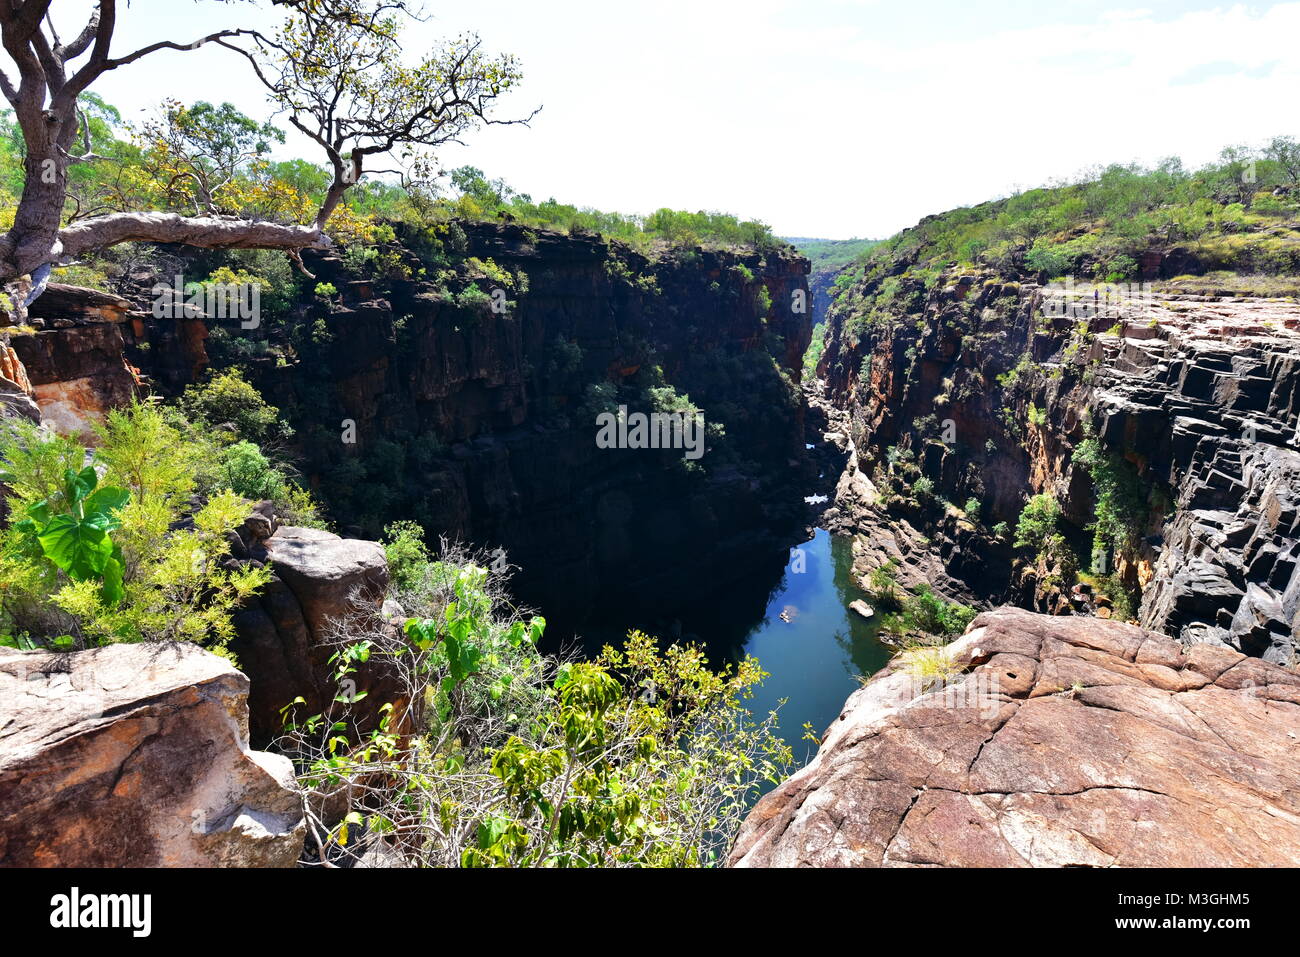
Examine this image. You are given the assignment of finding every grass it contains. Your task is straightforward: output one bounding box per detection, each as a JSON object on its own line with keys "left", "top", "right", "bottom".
{"left": 1157, "top": 271, "right": 1300, "bottom": 298}
{"left": 896, "top": 642, "right": 962, "bottom": 693}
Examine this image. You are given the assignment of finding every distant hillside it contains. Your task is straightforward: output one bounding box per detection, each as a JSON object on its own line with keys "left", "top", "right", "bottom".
{"left": 784, "top": 237, "right": 882, "bottom": 378}
{"left": 831, "top": 139, "right": 1300, "bottom": 343}
{"left": 784, "top": 237, "right": 882, "bottom": 275}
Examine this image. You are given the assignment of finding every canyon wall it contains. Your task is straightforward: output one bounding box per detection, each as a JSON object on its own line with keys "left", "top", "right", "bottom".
{"left": 818, "top": 251, "right": 1300, "bottom": 664}
{"left": 6, "top": 223, "right": 812, "bottom": 637}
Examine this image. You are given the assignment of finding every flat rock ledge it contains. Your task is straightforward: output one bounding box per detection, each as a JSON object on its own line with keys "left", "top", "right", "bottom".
{"left": 730, "top": 606, "right": 1300, "bottom": 867}
{"left": 0, "top": 642, "right": 305, "bottom": 867}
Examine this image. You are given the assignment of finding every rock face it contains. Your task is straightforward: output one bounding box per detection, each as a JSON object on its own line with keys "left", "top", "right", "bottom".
{"left": 9, "top": 284, "right": 140, "bottom": 440}
{"left": 820, "top": 249, "right": 1300, "bottom": 661}
{"left": 2, "top": 226, "right": 812, "bottom": 638}
{"left": 731, "top": 606, "right": 1300, "bottom": 868}
{"left": 1085, "top": 301, "right": 1300, "bottom": 662}
{"left": 226, "top": 503, "right": 391, "bottom": 745}
{"left": 116, "top": 223, "right": 813, "bottom": 637}
{"left": 0, "top": 642, "right": 305, "bottom": 867}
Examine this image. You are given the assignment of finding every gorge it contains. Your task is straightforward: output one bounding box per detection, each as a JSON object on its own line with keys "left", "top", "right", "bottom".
{"left": 4, "top": 158, "right": 1300, "bottom": 870}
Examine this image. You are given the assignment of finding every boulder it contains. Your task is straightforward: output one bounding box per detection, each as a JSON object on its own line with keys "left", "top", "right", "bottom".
{"left": 0, "top": 642, "right": 305, "bottom": 867}
{"left": 262, "top": 528, "right": 388, "bottom": 643}
{"left": 731, "top": 607, "right": 1300, "bottom": 868}
{"left": 849, "top": 599, "right": 875, "bottom": 619}
{"left": 230, "top": 523, "right": 391, "bottom": 745}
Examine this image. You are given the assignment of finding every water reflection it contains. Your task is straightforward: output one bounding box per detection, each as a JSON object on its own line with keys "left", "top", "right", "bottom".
{"left": 572, "top": 528, "right": 895, "bottom": 769}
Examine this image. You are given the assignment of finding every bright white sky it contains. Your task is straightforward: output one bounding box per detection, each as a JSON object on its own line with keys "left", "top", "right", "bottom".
{"left": 15, "top": 1, "right": 1300, "bottom": 238}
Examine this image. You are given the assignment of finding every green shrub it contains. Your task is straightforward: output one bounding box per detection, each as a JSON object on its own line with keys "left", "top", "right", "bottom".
{"left": 867, "top": 558, "right": 901, "bottom": 608}
{"left": 881, "top": 584, "right": 976, "bottom": 640}
{"left": 179, "top": 369, "right": 291, "bottom": 446}
{"left": 1073, "top": 431, "right": 1149, "bottom": 560}
{"left": 217, "top": 441, "right": 286, "bottom": 501}
{"left": 382, "top": 519, "right": 431, "bottom": 592}
{"left": 280, "top": 560, "right": 792, "bottom": 867}
{"left": 0, "top": 409, "right": 270, "bottom": 654}
{"left": 1014, "top": 492, "right": 1062, "bottom": 555}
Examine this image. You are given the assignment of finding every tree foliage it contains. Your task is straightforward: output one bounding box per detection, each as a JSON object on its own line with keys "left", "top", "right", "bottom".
{"left": 280, "top": 548, "right": 792, "bottom": 867}
{"left": 0, "top": 0, "right": 528, "bottom": 311}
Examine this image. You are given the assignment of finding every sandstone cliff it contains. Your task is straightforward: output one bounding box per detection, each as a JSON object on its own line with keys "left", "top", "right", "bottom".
{"left": 731, "top": 606, "right": 1300, "bottom": 867}
{"left": 819, "top": 249, "right": 1300, "bottom": 664}
{"left": 4, "top": 224, "right": 812, "bottom": 637}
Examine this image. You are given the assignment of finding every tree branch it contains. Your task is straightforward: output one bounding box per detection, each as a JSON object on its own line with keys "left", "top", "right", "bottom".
{"left": 57, "top": 212, "right": 330, "bottom": 261}
{"left": 62, "top": 3, "right": 103, "bottom": 60}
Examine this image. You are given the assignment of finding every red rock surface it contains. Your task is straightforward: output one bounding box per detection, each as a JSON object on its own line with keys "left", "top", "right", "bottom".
{"left": 730, "top": 606, "right": 1300, "bottom": 867}
{"left": 0, "top": 642, "right": 304, "bottom": 867}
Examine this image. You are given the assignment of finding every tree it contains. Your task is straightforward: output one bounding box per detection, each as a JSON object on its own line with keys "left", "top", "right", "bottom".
{"left": 1206, "top": 145, "right": 1258, "bottom": 207}
{"left": 1263, "top": 135, "right": 1300, "bottom": 187}
{"left": 0, "top": 0, "right": 531, "bottom": 314}
{"left": 1013, "top": 492, "right": 1062, "bottom": 554}
{"left": 135, "top": 99, "right": 286, "bottom": 216}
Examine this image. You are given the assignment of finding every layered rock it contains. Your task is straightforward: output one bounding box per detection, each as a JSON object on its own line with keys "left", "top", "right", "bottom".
{"left": 820, "top": 255, "right": 1300, "bottom": 660}
{"left": 731, "top": 606, "right": 1300, "bottom": 867}
{"left": 0, "top": 642, "right": 305, "bottom": 867}
{"left": 1084, "top": 299, "right": 1300, "bottom": 662}
{"left": 226, "top": 503, "right": 391, "bottom": 745}
{"left": 146, "top": 223, "right": 811, "bottom": 635}
{"left": 6, "top": 283, "right": 140, "bottom": 439}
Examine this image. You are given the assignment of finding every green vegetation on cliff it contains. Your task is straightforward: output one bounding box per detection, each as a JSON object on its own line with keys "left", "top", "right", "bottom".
{"left": 447, "top": 167, "right": 782, "bottom": 251}
{"left": 0, "top": 374, "right": 323, "bottom": 655}
{"left": 283, "top": 539, "right": 791, "bottom": 867}
{"left": 1073, "top": 432, "right": 1150, "bottom": 562}
{"left": 830, "top": 135, "right": 1300, "bottom": 341}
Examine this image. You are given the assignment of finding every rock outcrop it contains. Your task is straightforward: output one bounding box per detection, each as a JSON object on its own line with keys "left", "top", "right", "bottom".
{"left": 0, "top": 642, "right": 305, "bottom": 867}
{"left": 820, "top": 250, "right": 1300, "bottom": 661}
{"left": 227, "top": 503, "right": 391, "bottom": 745}
{"left": 731, "top": 606, "right": 1300, "bottom": 867}
{"left": 1085, "top": 299, "right": 1300, "bottom": 662}
{"left": 7, "top": 283, "right": 140, "bottom": 439}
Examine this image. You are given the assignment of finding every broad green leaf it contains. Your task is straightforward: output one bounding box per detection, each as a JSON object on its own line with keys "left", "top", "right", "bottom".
{"left": 63, "top": 466, "right": 98, "bottom": 507}
{"left": 99, "top": 547, "right": 125, "bottom": 606}
{"left": 24, "top": 500, "right": 51, "bottom": 527}
{"left": 36, "top": 515, "right": 115, "bottom": 579}
{"left": 83, "top": 485, "right": 130, "bottom": 519}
